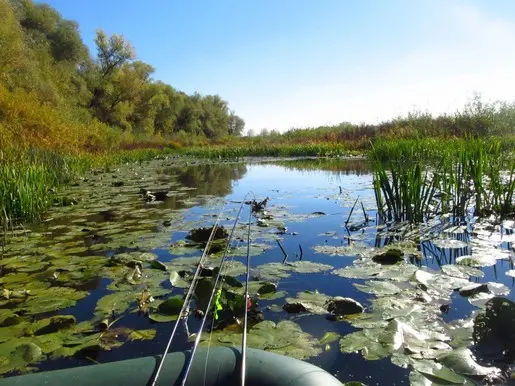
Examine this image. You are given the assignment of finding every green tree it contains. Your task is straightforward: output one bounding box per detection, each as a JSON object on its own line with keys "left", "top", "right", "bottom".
{"left": 0, "top": 0, "right": 27, "bottom": 86}
{"left": 228, "top": 111, "right": 245, "bottom": 136}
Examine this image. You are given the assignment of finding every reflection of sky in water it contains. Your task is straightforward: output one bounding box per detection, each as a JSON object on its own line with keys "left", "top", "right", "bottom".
{"left": 19, "top": 159, "right": 513, "bottom": 385}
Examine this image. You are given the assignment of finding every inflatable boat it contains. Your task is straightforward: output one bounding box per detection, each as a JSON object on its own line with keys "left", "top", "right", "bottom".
{"left": 0, "top": 347, "right": 342, "bottom": 385}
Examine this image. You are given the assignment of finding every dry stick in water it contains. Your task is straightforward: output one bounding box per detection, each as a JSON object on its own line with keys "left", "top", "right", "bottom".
{"left": 298, "top": 244, "right": 303, "bottom": 260}
{"left": 361, "top": 201, "right": 369, "bottom": 222}
{"left": 345, "top": 196, "right": 360, "bottom": 225}
{"left": 276, "top": 239, "right": 288, "bottom": 264}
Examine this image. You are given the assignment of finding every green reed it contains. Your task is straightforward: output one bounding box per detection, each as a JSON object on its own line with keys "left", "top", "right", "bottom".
{"left": 371, "top": 138, "right": 515, "bottom": 223}
{"left": 373, "top": 160, "right": 438, "bottom": 223}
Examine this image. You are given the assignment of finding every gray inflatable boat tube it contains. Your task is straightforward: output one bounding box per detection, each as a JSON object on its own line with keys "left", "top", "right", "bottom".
{"left": 0, "top": 347, "right": 342, "bottom": 385}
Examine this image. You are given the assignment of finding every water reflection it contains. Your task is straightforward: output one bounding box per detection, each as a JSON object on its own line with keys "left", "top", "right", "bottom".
{"left": 268, "top": 158, "right": 371, "bottom": 176}
{"left": 168, "top": 163, "right": 248, "bottom": 197}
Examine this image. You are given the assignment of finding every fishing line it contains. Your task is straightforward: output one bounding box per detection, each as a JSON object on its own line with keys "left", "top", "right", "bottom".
{"left": 150, "top": 202, "right": 227, "bottom": 386}
{"left": 178, "top": 193, "right": 255, "bottom": 386}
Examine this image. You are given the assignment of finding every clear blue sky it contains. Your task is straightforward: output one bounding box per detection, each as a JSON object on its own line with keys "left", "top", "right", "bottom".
{"left": 38, "top": 0, "right": 515, "bottom": 133}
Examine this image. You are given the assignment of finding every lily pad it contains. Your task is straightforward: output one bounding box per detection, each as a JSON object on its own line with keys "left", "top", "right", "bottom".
{"left": 257, "top": 283, "right": 276, "bottom": 296}
{"left": 456, "top": 255, "right": 496, "bottom": 268}
{"left": 320, "top": 331, "right": 340, "bottom": 345}
{"left": 372, "top": 248, "right": 404, "bottom": 265}
{"left": 285, "top": 291, "right": 330, "bottom": 314}
{"left": 313, "top": 244, "right": 367, "bottom": 257}
{"left": 473, "top": 297, "right": 515, "bottom": 356}
{"left": 441, "top": 265, "right": 484, "bottom": 279}
{"left": 0, "top": 341, "right": 42, "bottom": 374}
{"left": 327, "top": 297, "right": 364, "bottom": 315}
{"left": 411, "top": 360, "right": 467, "bottom": 384}
{"left": 354, "top": 281, "right": 402, "bottom": 296}
{"left": 201, "top": 320, "right": 322, "bottom": 360}
{"left": 459, "top": 283, "right": 489, "bottom": 297}
{"left": 169, "top": 271, "right": 189, "bottom": 289}
{"left": 431, "top": 239, "right": 469, "bottom": 249}
{"left": 157, "top": 295, "right": 184, "bottom": 315}
{"left": 149, "top": 260, "right": 168, "bottom": 271}
{"left": 127, "top": 329, "right": 157, "bottom": 341}
{"left": 437, "top": 348, "right": 500, "bottom": 377}
{"left": 255, "top": 261, "right": 333, "bottom": 280}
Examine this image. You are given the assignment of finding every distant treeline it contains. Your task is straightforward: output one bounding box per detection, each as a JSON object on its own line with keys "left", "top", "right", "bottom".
{"left": 250, "top": 95, "right": 515, "bottom": 146}
{"left": 0, "top": 0, "right": 245, "bottom": 152}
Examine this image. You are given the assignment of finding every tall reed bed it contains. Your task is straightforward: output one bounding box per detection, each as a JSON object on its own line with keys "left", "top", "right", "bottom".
{"left": 371, "top": 138, "right": 515, "bottom": 223}
{"left": 0, "top": 149, "right": 71, "bottom": 225}
{"left": 180, "top": 143, "right": 352, "bottom": 159}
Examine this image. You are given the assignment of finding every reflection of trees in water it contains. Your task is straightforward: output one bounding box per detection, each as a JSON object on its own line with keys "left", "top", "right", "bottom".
{"left": 175, "top": 163, "right": 248, "bottom": 196}
{"left": 271, "top": 158, "right": 371, "bottom": 176}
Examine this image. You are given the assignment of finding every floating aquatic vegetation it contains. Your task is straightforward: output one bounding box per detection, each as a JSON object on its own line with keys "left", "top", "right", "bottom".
{"left": 456, "top": 255, "right": 497, "bottom": 268}
{"left": 284, "top": 291, "right": 330, "bottom": 314}
{"left": 200, "top": 320, "right": 322, "bottom": 360}
{"left": 371, "top": 248, "right": 404, "bottom": 265}
{"left": 333, "top": 259, "right": 418, "bottom": 282}
{"left": 169, "top": 271, "right": 189, "bottom": 289}
{"left": 148, "top": 296, "right": 185, "bottom": 323}
{"left": 313, "top": 243, "right": 368, "bottom": 257}
{"left": 327, "top": 297, "right": 364, "bottom": 316}
{"left": 431, "top": 238, "right": 469, "bottom": 250}
{"left": 441, "top": 264, "right": 484, "bottom": 279}
{"left": 255, "top": 261, "right": 333, "bottom": 281}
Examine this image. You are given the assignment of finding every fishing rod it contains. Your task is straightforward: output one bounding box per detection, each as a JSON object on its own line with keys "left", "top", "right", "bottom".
{"left": 177, "top": 194, "right": 254, "bottom": 386}
{"left": 241, "top": 192, "right": 254, "bottom": 386}
{"left": 150, "top": 202, "right": 227, "bottom": 386}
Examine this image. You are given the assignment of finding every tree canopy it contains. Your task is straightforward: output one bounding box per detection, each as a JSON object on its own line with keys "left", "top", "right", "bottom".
{"left": 0, "top": 0, "right": 244, "bottom": 151}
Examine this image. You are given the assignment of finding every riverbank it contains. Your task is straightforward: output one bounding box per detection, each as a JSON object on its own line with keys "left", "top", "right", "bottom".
{"left": 3, "top": 135, "right": 515, "bottom": 228}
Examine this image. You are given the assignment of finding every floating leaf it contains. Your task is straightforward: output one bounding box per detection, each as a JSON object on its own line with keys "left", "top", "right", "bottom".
{"left": 257, "top": 283, "right": 276, "bottom": 296}
{"left": 157, "top": 295, "right": 184, "bottom": 316}
{"left": 320, "top": 331, "right": 340, "bottom": 345}
{"left": 221, "top": 275, "right": 243, "bottom": 288}
{"left": 473, "top": 296, "right": 515, "bottom": 357}
{"left": 412, "top": 360, "right": 467, "bottom": 384}
{"left": 0, "top": 342, "right": 42, "bottom": 374}
{"left": 201, "top": 320, "right": 321, "bottom": 360}
{"left": 285, "top": 291, "right": 330, "bottom": 314}
{"left": 372, "top": 249, "right": 404, "bottom": 265}
{"left": 313, "top": 244, "right": 367, "bottom": 257}
{"left": 127, "top": 329, "right": 156, "bottom": 341}
{"left": 339, "top": 330, "right": 389, "bottom": 360}
{"left": 169, "top": 271, "right": 189, "bottom": 288}
{"left": 327, "top": 297, "right": 364, "bottom": 315}
{"left": 411, "top": 270, "right": 434, "bottom": 288}
{"left": 456, "top": 255, "right": 496, "bottom": 268}
{"left": 459, "top": 283, "right": 489, "bottom": 297}
{"left": 354, "top": 281, "right": 402, "bottom": 296}
{"left": 437, "top": 348, "right": 500, "bottom": 377}
{"left": 256, "top": 261, "right": 333, "bottom": 280}
{"left": 149, "top": 260, "right": 168, "bottom": 271}
{"left": 441, "top": 265, "right": 484, "bottom": 279}
{"left": 431, "top": 239, "right": 469, "bottom": 249}
{"left": 95, "top": 291, "right": 136, "bottom": 316}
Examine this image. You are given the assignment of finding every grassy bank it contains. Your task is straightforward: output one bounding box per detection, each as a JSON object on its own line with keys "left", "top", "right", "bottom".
{"left": 0, "top": 147, "right": 180, "bottom": 227}
{"left": 179, "top": 142, "right": 357, "bottom": 159}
